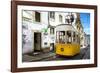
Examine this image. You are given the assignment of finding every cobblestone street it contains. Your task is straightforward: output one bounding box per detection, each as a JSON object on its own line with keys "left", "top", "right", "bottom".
{"left": 23, "top": 45, "right": 90, "bottom": 62}
{"left": 41, "top": 45, "right": 90, "bottom": 61}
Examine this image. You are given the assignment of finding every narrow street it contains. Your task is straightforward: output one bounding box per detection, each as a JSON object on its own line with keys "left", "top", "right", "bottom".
{"left": 23, "top": 45, "right": 90, "bottom": 62}
{"left": 41, "top": 45, "right": 90, "bottom": 61}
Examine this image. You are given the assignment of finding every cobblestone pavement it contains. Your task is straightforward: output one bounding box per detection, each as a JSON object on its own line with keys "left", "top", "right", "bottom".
{"left": 22, "top": 51, "right": 56, "bottom": 62}
{"left": 22, "top": 46, "right": 90, "bottom": 62}
{"left": 42, "top": 46, "right": 90, "bottom": 61}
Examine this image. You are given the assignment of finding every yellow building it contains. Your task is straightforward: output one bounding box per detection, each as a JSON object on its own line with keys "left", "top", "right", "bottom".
{"left": 75, "top": 13, "right": 84, "bottom": 48}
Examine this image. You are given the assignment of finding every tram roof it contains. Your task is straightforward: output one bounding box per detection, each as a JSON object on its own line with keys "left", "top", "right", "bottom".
{"left": 56, "top": 24, "right": 72, "bottom": 26}
{"left": 55, "top": 24, "right": 77, "bottom": 32}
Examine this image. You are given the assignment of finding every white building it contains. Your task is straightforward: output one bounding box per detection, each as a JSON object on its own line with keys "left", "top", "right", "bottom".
{"left": 82, "top": 32, "right": 90, "bottom": 48}
{"left": 22, "top": 11, "right": 50, "bottom": 54}
{"left": 80, "top": 32, "right": 90, "bottom": 49}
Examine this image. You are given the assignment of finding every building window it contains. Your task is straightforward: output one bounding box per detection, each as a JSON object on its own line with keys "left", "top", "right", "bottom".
{"left": 35, "top": 11, "right": 41, "bottom": 22}
{"left": 44, "top": 42, "right": 47, "bottom": 45}
{"left": 59, "top": 15, "right": 63, "bottom": 22}
{"left": 50, "top": 28, "right": 54, "bottom": 34}
{"left": 49, "top": 12, "right": 55, "bottom": 20}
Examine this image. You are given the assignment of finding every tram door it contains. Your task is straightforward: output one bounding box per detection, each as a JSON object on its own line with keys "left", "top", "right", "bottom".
{"left": 34, "top": 32, "right": 41, "bottom": 51}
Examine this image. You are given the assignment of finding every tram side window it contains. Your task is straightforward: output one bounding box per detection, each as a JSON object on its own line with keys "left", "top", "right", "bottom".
{"left": 59, "top": 31, "right": 65, "bottom": 44}
{"left": 78, "top": 35, "right": 80, "bottom": 44}
{"left": 73, "top": 32, "right": 76, "bottom": 43}
{"left": 66, "top": 31, "right": 72, "bottom": 44}
{"left": 56, "top": 32, "right": 59, "bottom": 43}
{"left": 76, "top": 35, "right": 80, "bottom": 44}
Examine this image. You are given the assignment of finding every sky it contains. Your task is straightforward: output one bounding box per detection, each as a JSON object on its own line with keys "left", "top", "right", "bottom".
{"left": 80, "top": 13, "right": 90, "bottom": 35}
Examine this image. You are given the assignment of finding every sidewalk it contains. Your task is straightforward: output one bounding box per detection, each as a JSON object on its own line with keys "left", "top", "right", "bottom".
{"left": 22, "top": 51, "right": 56, "bottom": 62}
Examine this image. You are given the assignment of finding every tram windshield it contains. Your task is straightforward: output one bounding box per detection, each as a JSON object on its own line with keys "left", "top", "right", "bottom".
{"left": 56, "top": 31, "right": 79, "bottom": 44}
{"left": 56, "top": 31, "right": 72, "bottom": 44}
{"left": 56, "top": 31, "right": 65, "bottom": 44}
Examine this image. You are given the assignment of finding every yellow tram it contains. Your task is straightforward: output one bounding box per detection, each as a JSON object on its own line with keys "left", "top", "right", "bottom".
{"left": 55, "top": 24, "right": 80, "bottom": 56}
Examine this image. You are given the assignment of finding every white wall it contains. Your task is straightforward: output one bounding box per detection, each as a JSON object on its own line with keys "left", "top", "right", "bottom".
{"left": 0, "top": 0, "right": 99, "bottom": 73}
{"left": 22, "top": 11, "right": 50, "bottom": 53}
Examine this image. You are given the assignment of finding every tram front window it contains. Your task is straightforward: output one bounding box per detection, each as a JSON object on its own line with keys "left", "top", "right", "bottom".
{"left": 56, "top": 31, "right": 65, "bottom": 44}
{"left": 66, "top": 31, "right": 72, "bottom": 44}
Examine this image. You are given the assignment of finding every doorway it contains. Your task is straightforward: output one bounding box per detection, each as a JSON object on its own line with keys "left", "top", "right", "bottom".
{"left": 34, "top": 32, "right": 41, "bottom": 52}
